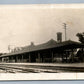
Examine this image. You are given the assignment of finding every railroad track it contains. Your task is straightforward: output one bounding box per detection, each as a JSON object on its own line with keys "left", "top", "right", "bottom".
{"left": 0, "top": 63, "right": 84, "bottom": 73}
{"left": 0, "top": 64, "right": 58, "bottom": 73}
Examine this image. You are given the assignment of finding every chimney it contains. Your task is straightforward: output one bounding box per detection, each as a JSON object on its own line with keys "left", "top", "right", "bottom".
{"left": 31, "top": 42, "right": 34, "bottom": 46}
{"left": 57, "top": 32, "right": 62, "bottom": 43}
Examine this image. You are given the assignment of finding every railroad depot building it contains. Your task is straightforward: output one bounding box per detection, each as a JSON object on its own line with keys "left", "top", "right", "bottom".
{"left": 0, "top": 32, "right": 84, "bottom": 63}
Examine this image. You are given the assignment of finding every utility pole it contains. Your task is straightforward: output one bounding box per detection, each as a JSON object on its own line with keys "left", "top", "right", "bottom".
{"left": 8, "top": 45, "right": 11, "bottom": 53}
{"left": 63, "top": 23, "right": 67, "bottom": 41}
{"left": 8, "top": 45, "right": 13, "bottom": 53}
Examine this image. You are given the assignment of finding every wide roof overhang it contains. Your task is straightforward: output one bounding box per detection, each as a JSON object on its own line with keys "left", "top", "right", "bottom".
{"left": 0, "top": 40, "right": 84, "bottom": 57}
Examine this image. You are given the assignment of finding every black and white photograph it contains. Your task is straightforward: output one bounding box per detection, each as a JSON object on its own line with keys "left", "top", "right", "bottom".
{"left": 0, "top": 4, "right": 84, "bottom": 80}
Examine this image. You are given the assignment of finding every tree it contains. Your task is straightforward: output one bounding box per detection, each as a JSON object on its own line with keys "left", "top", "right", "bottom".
{"left": 76, "top": 32, "right": 84, "bottom": 43}
{"left": 76, "top": 32, "right": 84, "bottom": 62}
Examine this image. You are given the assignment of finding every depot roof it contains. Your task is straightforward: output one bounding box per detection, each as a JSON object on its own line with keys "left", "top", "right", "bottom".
{"left": 0, "top": 39, "right": 84, "bottom": 57}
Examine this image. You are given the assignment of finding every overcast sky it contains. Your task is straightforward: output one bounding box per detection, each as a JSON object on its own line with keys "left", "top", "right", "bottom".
{"left": 0, "top": 4, "right": 84, "bottom": 53}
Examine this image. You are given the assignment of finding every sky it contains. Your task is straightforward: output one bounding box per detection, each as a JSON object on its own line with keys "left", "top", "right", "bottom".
{"left": 0, "top": 4, "right": 84, "bottom": 53}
